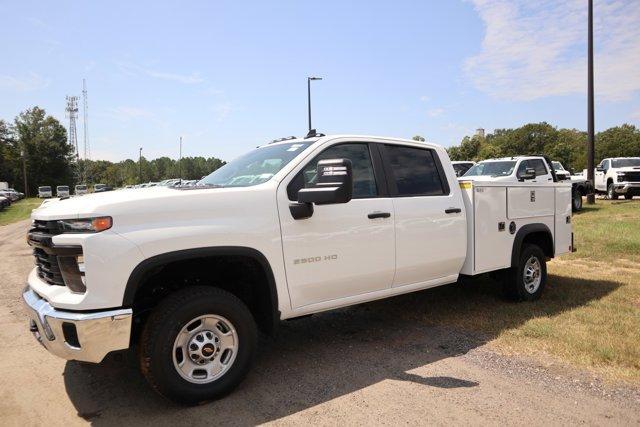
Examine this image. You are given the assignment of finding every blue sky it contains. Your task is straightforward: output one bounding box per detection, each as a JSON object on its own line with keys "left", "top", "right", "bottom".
{"left": 1, "top": 0, "right": 638, "bottom": 162}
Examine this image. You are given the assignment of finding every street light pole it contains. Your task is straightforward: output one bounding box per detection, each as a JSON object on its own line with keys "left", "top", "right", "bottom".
{"left": 307, "top": 77, "right": 322, "bottom": 132}
{"left": 586, "top": 0, "right": 595, "bottom": 204}
{"left": 139, "top": 147, "right": 143, "bottom": 184}
{"left": 179, "top": 136, "right": 182, "bottom": 185}
{"left": 21, "top": 149, "right": 28, "bottom": 197}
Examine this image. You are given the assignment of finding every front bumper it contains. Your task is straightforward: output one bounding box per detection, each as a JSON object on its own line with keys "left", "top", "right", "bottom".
{"left": 22, "top": 288, "right": 132, "bottom": 363}
{"left": 614, "top": 182, "right": 640, "bottom": 194}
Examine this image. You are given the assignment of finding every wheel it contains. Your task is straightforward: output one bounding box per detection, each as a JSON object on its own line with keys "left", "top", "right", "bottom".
{"left": 572, "top": 190, "right": 583, "bottom": 212}
{"left": 607, "top": 182, "right": 618, "bottom": 200}
{"left": 505, "top": 244, "right": 547, "bottom": 301}
{"left": 624, "top": 194, "right": 633, "bottom": 200}
{"left": 140, "top": 286, "right": 257, "bottom": 405}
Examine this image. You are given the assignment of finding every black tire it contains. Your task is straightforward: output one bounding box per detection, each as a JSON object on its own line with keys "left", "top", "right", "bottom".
{"left": 505, "top": 244, "right": 547, "bottom": 301}
{"left": 140, "top": 286, "right": 257, "bottom": 405}
{"left": 624, "top": 194, "right": 633, "bottom": 200}
{"left": 607, "top": 182, "right": 618, "bottom": 200}
{"left": 572, "top": 190, "right": 583, "bottom": 212}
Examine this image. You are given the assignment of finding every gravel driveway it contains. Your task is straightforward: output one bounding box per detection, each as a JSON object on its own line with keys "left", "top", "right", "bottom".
{"left": 1, "top": 219, "right": 638, "bottom": 426}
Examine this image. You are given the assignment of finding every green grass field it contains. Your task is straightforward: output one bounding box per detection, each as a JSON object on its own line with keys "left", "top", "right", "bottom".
{"left": 0, "top": 198, "right": 41, "bottom": 226}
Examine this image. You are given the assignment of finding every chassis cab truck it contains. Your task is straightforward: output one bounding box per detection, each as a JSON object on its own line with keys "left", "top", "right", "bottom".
{"left": 23, "top": 134, "right": 573, "bottom": 404}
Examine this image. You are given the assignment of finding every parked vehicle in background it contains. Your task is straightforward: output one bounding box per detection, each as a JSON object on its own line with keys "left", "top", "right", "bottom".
{"left": 38, "top": 186, "right": 52, "bottom": 198}
{"left": 463, "top": 156, "right": 554, "bottom": 183}
{"left": 75, "top": 185, "right": 88, "bottom": 195}
{"left": 23, "top": 134, "right": 573, "bottom": 404}
{"left": 593, "top": 157, "right": 640, "bottom": 200}
{"left": 552, "top": 161, "right": 570, "bottom": 180}
{"left": 551, "top": 161, "right": 592, "bottom": 212}
{"left": 0, "top": 182, "right": 8, "bottom": 191}
{"left": 93, "top": 184, "right": 113, "bottom": 193}
{"left": 0, "top": 189, "right": 21, "bottom": 202}
{"left": 0, "top": 196, "right": 10, "bottom": 210}
{"left": 55, "top": 186, "right": 70, "bottom": 198}
{"left": 452, "top": 161, "right": 475, "bottom": 177}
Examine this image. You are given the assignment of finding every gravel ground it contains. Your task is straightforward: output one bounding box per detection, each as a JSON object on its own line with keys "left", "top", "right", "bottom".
{"left": 1, "top": 219, "right": 639, "bottom": 426}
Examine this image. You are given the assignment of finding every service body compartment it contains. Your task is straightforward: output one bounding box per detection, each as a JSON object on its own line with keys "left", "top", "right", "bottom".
{"left": 459, "top": 180, "right": 572, "bottom": 276}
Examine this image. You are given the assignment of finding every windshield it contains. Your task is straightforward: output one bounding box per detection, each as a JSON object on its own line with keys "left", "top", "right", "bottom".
{"left": 199, "top": 142, "right": 311, "bottom": 187}
{"left": 612, "top": 158, "right": 640, "bottom": 168}
{"left": 39, "top": 186, "right": 51, "bottom": 191}
{"left": 552, "top": 161, "right": 565, "bottom": 171}
{"left": 57, "top": 186, "right": 69, "bottom": 191}
{"left": 463, "top": 161, "right": 516, "bottom": 177}
{"left": 95, "top": 184, "right": 106, "bottom": 189}
{"left": 76, "top": 185, "right": 87, "bottom": 190}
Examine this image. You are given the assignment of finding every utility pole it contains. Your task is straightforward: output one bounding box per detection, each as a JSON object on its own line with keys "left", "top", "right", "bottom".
{"left": 66, "top": 95, "right": 80, "bottom": 184}
{"left": 307, "top": 77, "right": 322, "bottom": 132}
{"left": 178, "top": 136, "right": 183, "bottom": 185}
{"left": 139, "top": 147, "right": 143, "bottom": 184}
{"left": 21, "top": 149, "right": 28, "bottom": 197}
{"left": 82, "top": 79, "right": 90, "bottom": 183}
{"left": 586, "top": 0, "right": 596, "bottom": 204}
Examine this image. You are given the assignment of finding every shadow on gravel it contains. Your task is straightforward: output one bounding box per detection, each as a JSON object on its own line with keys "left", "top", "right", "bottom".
{"left": 63, "top": 273, "right": 619, "bottom": 425}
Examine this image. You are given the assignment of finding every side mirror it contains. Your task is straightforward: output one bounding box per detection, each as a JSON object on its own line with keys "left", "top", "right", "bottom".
{"left": 518, "top": 167, "right": 536, "bottom": 181}
{"left": 290, "top": 159, "right": 353, "bottom": 220}
{"left": 596, "top": 166, "right": 604, "bottom": 172}
{"left": 557, "top": 173, "right": 570, "bottom": 181}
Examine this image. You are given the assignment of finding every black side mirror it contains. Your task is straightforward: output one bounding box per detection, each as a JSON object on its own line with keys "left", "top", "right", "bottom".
{"left": 596, "top": 166, "right": 604, "bottom": 172}
{"left": 518, "top": 167, "right": 536, "bottom": 181}
{"left": 557, "top": 173, "right": 570, "bottom": 181}
{"left": 290, "top": 158, "right": 353, "bottom": 220}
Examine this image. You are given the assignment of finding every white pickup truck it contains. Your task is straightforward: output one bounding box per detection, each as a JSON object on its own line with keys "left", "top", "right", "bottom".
{"left": 23, "top": 134, "right": 573, "bottom": 404}
{"left": 593, "top": 157, "right": 640, "bottom": 200}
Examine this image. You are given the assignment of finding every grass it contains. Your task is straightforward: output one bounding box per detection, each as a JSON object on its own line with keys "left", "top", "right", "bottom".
{"left": 0, "top": 198, "right": 42, "bottom": 226}
{"left": 511, "top": 200, "right": 640, "bottom": 382}
{"left": 394, "top": 199, "right": 640, "bottom": 384}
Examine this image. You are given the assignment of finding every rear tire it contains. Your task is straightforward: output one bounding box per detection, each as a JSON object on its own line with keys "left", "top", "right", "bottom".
{"left": 140, "top": 286, "right": 257, "bottom": 405}
{"left": 608, "top": 182, "right": 618, "bottom": 200}
{"left": 624, "top": 194, "right": 633, "bottom": 200}
{"left": 572, "top": 190, "right": 583, "bottom": 212}
{"left": 505, "top": 244, "right": 547, "bottom": 301}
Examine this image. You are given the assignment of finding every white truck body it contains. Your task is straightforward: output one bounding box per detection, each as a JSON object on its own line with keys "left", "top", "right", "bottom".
{"left": 23, "top": 134, "right": 573, "bottom": 403}
{"left": 592, "top": 157, "right": 640, "bottom": 199}
{"left": 38, "top": 186, "right": 52, "bottom": 198}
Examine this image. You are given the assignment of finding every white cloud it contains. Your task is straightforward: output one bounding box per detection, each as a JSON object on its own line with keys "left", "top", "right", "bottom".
{"left": 465, "top": 0, "right": 640, "bottom": 101}
{"left": 0, "top": 72, "right": 50, "bottom": 91}
{"left": 427, "top": 108, "right": 445, "bottom": 117}
{"left": 117, "top": 62, "right": 204, "bottom": 84}
{"left": 420, "top": 95, "right": 430, "bottom": 102}
{"left": 212, "top": 103, "right": 238, "bottom": 121}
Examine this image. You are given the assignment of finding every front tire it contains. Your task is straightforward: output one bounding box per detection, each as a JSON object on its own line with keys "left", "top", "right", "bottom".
{"left": 608, "top": 182, "right": 618, "bottom": 200}
{"left": 624, "top": 194, "right": 633, "bottom": 200}
{"left": 140, "top": 286, "right": 257, "bottom": 405}
{"left": 505, "top": 244, "right": 547, "bottom": 301}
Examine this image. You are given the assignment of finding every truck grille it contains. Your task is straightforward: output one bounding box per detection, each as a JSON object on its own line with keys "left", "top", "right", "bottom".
{"left": 33, "top": 248, "right": 65, "bottom": 286}
{"left": 29, "top": 220, "right": 65, "bottom": 286}
{"left": 620, "top": 172, "right": 640, "bottom": 182}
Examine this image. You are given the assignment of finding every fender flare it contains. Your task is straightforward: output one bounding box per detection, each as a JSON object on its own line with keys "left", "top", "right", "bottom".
{"left": 511, "top": 223, "right": 554, "bottom": 267}
{"left": 122, "top": 246, "right": 280, "bottom": 328}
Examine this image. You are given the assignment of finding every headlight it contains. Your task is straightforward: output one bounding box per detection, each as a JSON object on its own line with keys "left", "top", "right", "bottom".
{"left": 58, "top": 216, "right": 112, "bottom": 233}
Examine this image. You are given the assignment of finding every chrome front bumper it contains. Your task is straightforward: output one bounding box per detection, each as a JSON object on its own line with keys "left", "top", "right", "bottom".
{"left": 614, "top": 182, "right": 640, "bottom": 194}
{"left": 22, "top": 288, "right": 132, "bottom": 363}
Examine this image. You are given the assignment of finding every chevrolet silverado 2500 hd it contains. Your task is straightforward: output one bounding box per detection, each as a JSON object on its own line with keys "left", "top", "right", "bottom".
{"left": 23, "top": 134, "right": 574, "bottom": 404}
{"left": 593, "top": 157, "right": 640, "bottom": 199}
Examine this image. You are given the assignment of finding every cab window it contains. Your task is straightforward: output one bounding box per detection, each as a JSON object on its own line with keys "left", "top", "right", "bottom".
{"left": 383, "top": 145, "right": 447, "bottom": 196}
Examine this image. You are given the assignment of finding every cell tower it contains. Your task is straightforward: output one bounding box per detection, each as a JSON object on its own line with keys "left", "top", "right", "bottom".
{"left": 65, "top": 96, "right": 80, "bottom": 158}
{"left": 66, "top": 95, "right": 80, "bottom": 182}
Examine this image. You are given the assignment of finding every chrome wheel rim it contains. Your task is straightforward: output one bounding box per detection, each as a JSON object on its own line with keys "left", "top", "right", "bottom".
{"left": 172, "top": 314, "right": 239, "bottom": 384}
{"left": 523, "top": 256, "right": 542, "bottom": 294}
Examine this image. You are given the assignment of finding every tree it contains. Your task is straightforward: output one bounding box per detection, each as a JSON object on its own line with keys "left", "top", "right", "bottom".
{"left": 8, "top": 107, "right": 74, "bottom": 195}
{"left": 596, "top": 124, "right": 640, "bottom": 161}
{"left": 412, "top": 135, "right": 425, "bottom": 142}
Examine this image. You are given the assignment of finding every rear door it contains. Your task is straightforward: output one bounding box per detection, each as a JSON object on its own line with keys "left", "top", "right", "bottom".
{"left": 380, "top": 144, "right": 466, "bottom": 287}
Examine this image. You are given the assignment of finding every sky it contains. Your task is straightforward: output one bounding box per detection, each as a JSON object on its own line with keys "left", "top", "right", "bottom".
{"left": 1, "top": 0, "right": 639, "bottom": 163}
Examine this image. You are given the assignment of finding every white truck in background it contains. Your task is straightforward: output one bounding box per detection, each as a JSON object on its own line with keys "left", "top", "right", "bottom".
{"left": 23, "top": 134, "right": 573, "bottom": 404}
{"left": 593, "top": 157, "right": 640, "bottom": 200}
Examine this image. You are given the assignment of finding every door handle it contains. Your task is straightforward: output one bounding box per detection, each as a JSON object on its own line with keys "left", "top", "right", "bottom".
{"left": 368, "top": 212, "right": 391, "bottom": 219}
{"left": 445, "top": 208, "right": 462, "bottom": 214}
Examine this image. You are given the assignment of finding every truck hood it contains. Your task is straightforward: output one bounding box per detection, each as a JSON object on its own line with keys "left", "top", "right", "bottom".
{"left": 31, "top": 186, "right": 257, "bottom": 221}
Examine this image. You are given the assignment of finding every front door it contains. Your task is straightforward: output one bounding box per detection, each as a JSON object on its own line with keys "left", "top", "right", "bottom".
{"left": 277, "top": 142, "right": 395, "bottom": 309}
{"left": 595, "top": 160, "right": 607, "bottom": 191}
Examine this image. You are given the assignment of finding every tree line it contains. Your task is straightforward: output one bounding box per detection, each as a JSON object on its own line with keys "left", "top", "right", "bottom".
{"left": 444, "top": 122, "right": 640, "bottom": 172}
{"left": 0, "top": 107, "right": 225, "bottom": 195}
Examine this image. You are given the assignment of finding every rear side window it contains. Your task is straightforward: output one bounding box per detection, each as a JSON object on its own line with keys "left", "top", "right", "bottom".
{"left": 383, "top": 145, "right": 446, "bottom": 196}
